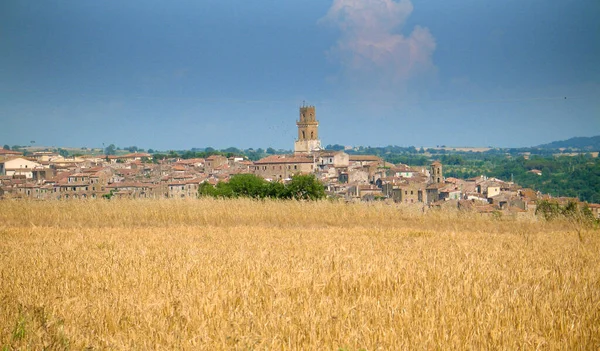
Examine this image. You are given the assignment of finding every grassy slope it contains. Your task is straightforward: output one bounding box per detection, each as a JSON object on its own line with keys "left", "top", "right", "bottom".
{"left": 1, "top": 199, "right": 599, "bottom": 349}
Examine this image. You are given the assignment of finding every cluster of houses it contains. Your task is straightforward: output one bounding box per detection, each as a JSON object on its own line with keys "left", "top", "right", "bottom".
{"left": 2, "top": 104, "right": 599, "bottom": 218}
{"left": 2, "top": 147, "right": 598, "bottom": 217}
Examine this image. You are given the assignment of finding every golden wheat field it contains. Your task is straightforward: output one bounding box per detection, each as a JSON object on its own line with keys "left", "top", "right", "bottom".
{"left": 1, "top": 199, "right": 599, "bottom": 350}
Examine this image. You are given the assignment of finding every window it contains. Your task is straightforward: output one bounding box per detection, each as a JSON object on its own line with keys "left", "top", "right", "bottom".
{"left": 410, "top": 190, "right": 413, "bottom": 195}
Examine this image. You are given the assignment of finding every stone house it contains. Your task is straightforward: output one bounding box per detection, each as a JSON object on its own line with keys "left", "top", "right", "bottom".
{"left": 0, "top": 157, "right": 42, "bottom": 178}
{"left": 167, "top": 179, "right": 201, "bottom": 199}
{"left": 0, "top": 149, "right": 23, "bottom": 160}
{"left": 205, "top": 155, "right": 228, "bottom": 174}
{"left": 105, "top": 182, "right": 158, "bottom": 199}
{"left": 477, "top": 182, "right": 501, "bottom": 198}
{"left": 348, "top": 155, "right": 383, "bottom": 167}
{"left": 385, "top": 182, "right": 424, "bottom": 204}
{"left": 439, "top": 185, "right": 462, "bottom": 201}
{"left": 316, "top": 151, "right": 349, "bottom": 168}
{"left": 425, "top": 183, "right": 445, "bottom": 204}
{"left": 346, "top": 184, "right": 383, "bottom": 201}
{"left": 32, "top": 167, "right": 56, "bottom": 182}
{"left": 252, "top": 155, "right": 315, "bottom": 181}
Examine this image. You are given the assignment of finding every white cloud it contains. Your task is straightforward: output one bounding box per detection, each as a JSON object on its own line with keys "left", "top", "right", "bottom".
{"left": 322, "top": 0, "right": 436, "bottom": 90}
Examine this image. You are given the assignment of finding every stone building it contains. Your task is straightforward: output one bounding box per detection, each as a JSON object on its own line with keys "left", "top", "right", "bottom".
{"left": 252, "top": 155, "right": 315, "bottom": 181}
{"left": 315, "top": 151, "right": 349, "bottom": 169}
{"left": 294, "top": 105, "right": 321, "bottom": 155}
{"left": 430, "top": 160, "right": 443, "bottom": 184}
{"left": 0, "top": 157, "right": 42, "bottom": 179}
{"left": 205, "top": 155, "right": 228, "bottom": 174}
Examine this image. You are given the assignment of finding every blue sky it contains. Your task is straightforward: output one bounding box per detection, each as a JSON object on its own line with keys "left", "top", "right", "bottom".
{"left": 1, "top": 0, "right": 599, "bottom": 150}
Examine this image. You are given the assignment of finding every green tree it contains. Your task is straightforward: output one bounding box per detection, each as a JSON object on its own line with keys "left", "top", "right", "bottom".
{"left": 57, "top": 148, "right": 69, "bottom": 157}
{"left": 2, "top": 145, "right": 9, "bottom": 150}
{"left": 181, "top": 150, "right": 196, "bottom": 159}
{"left": 264, "top": 181, "right": 288, "bottom": 199}
{"left": 228, "top": 174, "right": 268, "bottom": 198}
{"left": 198, "top": 182, "right": 217, "bottom": 197}
{"left": 104, "top": 144, "right": 117, "bottom": 155}
{"left": 286, "top": 175, "right": 326, "bottom": 200}
{"left": 153, "top": 153, "right": 167, "bottom": 161}
{"left": 214, "top": 181, "right": 234, "bottom": 198}
{"left": 223, "top": 147, "right": 241, "bottom": 154}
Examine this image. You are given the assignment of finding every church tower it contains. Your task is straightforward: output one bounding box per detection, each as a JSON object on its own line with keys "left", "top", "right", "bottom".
{"left": 430, "top": 161, "right": 444, "bottom": 184}
{"left": 294, "top": 104, "right": 321, "bottom": 155}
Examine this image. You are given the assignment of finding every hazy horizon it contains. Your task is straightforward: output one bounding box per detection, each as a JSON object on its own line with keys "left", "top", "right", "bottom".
{"left": 2, "top": 0, "right": 599, "bottom": 150}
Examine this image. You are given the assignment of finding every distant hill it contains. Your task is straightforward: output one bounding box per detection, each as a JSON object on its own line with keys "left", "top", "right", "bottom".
{"left": 537, "top": 136, "right": 600, "bottom": 150}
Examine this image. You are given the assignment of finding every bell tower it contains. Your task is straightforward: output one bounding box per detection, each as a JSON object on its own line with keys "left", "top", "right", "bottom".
{"left": 430, "top": 161, "right": 443, "bottom": 184}
{"left": 294, "top": 104, "right": 321, "bottom": 155}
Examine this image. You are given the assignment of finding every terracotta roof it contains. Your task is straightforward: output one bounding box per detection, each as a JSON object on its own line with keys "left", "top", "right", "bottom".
{"left": 254, "top": 155, "right": 313, "bottom": 164}
{"left": 106, "top": 182, "right": 156, "bottom": 189}
{"left": 349, "top": 155, "right": 382, "bottom": 162}
{"left": 206, "top": 155, "right": 226, "bottom": 160}
{"left": 0, "top": 149, "right": 23, "bottom": 155}
{"left": 118, "top": 153, "right": 151, "bottom": 158}
{"left": 58, "top": 181, "right": 89, "bottom": 186}
{"left": 426, "top": 183, "right": 446, "bottom": 190}
{"left": 83, "top": 167, "right": 105, "bottom": 173}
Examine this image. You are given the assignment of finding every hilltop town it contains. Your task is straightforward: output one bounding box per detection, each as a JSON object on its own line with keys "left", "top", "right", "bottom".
{"left": 1, "top": 106, "right": 599, "bottom": 218}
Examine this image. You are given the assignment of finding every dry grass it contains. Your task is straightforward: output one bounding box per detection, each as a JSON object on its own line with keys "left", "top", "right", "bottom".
{"left": 1, "top": 199, "right": 599, "bottom": 350}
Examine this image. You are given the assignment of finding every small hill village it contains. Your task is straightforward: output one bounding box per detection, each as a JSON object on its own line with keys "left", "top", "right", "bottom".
{"left": 1, "top": 106, "right": 599, "bottom": 218}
